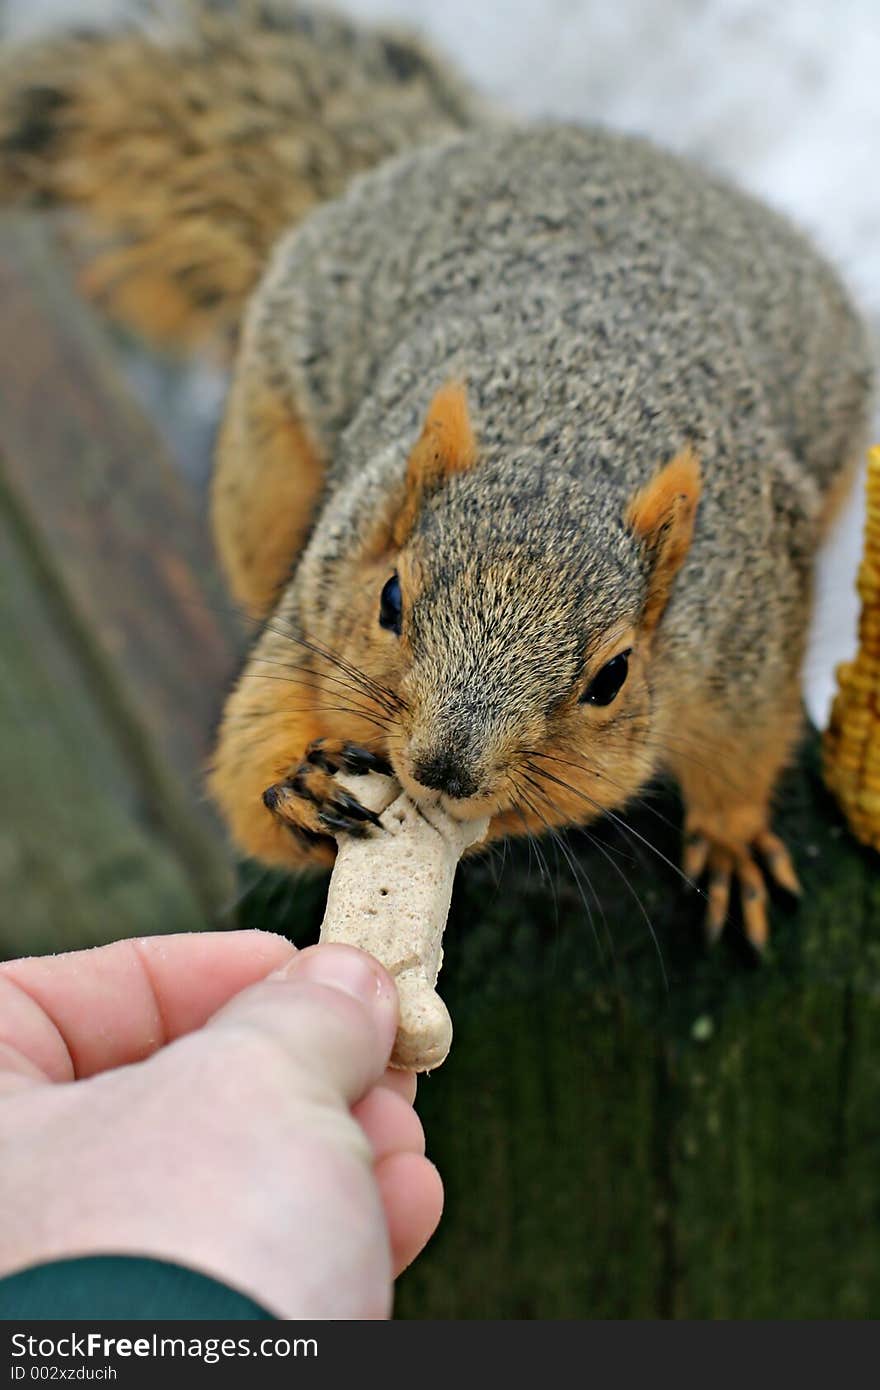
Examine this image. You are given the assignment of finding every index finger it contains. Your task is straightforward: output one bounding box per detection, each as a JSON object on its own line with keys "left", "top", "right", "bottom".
{"left": 0, "top": 930, "right": 296, "bottom": 1083}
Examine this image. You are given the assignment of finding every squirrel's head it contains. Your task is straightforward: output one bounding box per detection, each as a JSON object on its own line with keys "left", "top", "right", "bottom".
{"left": 327, "top": 383, "right": 701, "bottom": 833}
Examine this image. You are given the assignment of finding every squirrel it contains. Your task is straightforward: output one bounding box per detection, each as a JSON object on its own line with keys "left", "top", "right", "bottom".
{"left": 0, "top": 2, "right": 874, "bottom": 950}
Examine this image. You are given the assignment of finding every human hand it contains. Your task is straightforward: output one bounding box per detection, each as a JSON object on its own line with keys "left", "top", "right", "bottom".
{"left": 0, "top": 932, "right": 443, "bottom": 1318}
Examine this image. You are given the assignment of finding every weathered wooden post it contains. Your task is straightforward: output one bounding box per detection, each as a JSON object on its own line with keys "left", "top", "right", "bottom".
{"left": 0, "top": 216, "right": 241, "bottom": 955}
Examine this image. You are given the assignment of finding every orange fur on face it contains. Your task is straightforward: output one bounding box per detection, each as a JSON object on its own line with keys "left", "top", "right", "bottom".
{"left": 625, "top": 445, "right": 701, "bottom": 634}
{"left": 393, "top": 382, "right": 478, "bottom": 546}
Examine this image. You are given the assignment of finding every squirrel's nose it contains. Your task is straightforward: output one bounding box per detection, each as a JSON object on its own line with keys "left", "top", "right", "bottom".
{"left": 410, "top": 749, "right": 480, "bottom": 801}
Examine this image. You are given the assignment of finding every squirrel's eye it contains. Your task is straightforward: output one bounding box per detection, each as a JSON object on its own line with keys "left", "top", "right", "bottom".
{"left": 580, "top": 649, "right": 631, "bottom": 706}
{"left": 379, "top": 574, "right": 402, "bottom": 635}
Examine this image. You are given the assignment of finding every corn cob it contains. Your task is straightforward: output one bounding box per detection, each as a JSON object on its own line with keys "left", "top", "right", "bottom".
{"left": 823, "top": 445, "right": 880, "bottom": 849}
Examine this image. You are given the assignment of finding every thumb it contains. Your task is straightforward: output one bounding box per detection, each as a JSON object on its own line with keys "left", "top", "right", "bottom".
{"left": 203, "top": 944, "right": 400, "bottom": 1107}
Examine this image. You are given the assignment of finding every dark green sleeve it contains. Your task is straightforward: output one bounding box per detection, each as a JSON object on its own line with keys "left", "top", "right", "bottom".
{"left": 0, "top": 1255, "right": 274, "bottom": 1320}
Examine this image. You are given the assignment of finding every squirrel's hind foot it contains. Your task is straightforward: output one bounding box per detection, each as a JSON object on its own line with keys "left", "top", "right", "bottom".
{"left": 683, "top": 823, "right": 801, "bottom": 953}
{"left": 670, "top": 701, "right": 804, "bottom": 952}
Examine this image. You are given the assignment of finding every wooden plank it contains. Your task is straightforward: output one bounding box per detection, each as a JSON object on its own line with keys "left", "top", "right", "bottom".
{"left": 0, "top": 214, "right": 243, "bottom": 920}
{"left": 0, "top": 468, "right": 209, "bottom": 958}
{"left": 238, "top": 735, "right": 880, "bottom": 1318}
{"left": 668, "top": 789, "right": 880, "bottom": 1317}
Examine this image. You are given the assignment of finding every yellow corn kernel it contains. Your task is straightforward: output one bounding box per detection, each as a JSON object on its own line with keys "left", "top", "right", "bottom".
{"left": 823, "top": 445, "right": 880, "bottom": 851}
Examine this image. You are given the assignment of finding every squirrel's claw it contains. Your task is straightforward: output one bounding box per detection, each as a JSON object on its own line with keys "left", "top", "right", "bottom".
{"left": 340, "top": 746, "right": 394, "bottom": 778}
{"left": 306, "top": 740, "right": 393, "bottom": 779}
{"left": 701, "top": 845, "right": 768, "bottom": 952}
{"left": 684, "top": 823, "right": 798, "bottom": 954}
{"left": 753, "top": 829, "right": 802, "bottom": 897}
{"left": 683, "top": 832, "right": 710, "bottom": 883}
{"left": 737, "top": 856, "right": 771, "bottom": 951}
{"left": 706, "top": 852, "right": 733, "bottom": 944}
{"left": 263, "top": 738, "right": 390, "bottom": 849}
{"left": 318, "top": 811, "right": 371, "bottom": 837}
{"left": 328, "top": 789, "right": 383, "bottom": 828}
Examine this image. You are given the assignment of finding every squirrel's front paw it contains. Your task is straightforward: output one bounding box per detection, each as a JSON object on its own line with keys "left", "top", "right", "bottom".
{"left": 262, "top": 739, "right": 393, "bottom": 853}
{"left": 683, "top": 821, "right": 801, "bottom": 953}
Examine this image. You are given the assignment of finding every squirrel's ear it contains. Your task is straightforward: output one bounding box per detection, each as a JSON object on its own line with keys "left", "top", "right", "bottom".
{"left": 393, "top": 382, "right": 478, "bottom": 546}
{"left": 625, "top": 446, "right": 701, "bottom": 634}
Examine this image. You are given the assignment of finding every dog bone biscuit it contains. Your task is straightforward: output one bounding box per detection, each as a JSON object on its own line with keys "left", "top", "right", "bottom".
{"left": 319, "top": 772, "right": 487, "bottom": 1071}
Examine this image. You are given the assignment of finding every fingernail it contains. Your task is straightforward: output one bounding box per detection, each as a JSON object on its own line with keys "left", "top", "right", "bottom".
{"left": 274, "top": 944, "right": 395, "bottom": 1014}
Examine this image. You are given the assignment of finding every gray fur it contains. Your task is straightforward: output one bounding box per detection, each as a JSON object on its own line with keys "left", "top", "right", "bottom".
{"left": 248, "top": 122, "right": 873, "bottom": 769}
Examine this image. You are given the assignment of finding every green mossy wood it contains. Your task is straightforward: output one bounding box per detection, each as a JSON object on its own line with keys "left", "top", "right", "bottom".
{"left": 0, "top": 216, "right": 877, "bottom": 1319}
{"left": 240, "top": 739, "right": 880, "bottom": 1320}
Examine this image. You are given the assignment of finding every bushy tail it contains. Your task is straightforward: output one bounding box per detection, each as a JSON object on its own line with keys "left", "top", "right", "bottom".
{"left": 0, "top": 2, "right": 480, "bottom": 351}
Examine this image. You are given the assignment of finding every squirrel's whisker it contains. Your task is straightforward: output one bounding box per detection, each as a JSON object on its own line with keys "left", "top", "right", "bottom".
{"left": 525, "top": 756, "right": 692, "bottom": 891}
{"left": 530, "top": 797, "right": 622, "bottom": 972}
{"left": 243, "top": 608, "right": 404, "bottom": 714}
{"left": 508, "top": 778, "right": 563, "bottom": 943}
{"left": 580, "top": 825, "right": 668, "bottom": 987}
{"left": 523, "top": 760, "right": 702, "bottom": 898}
{"left": 479, "top": 838, "right": 508, "bottom": 892}
{"left": 509, "top": 801, "right": 556, "bottom": 896}
{"left": 244, "top": 663, "right": 385, "bottom": 722}
{"left": 522, "top": 772, "right": 666, "bottom": 985}
{"left": 234, "top": 676, "right": 388, "bottom": 725}
{"left": 234, "top": 688, "right": 390, "bottom": 731}
{"left": 249, "top": 650, "right": 386, "bottom": 701}
{"left": 513, "top": 776, "right": 609, "bottom": 967}
{"left": 268, "top": 619, "right": 405, "bottom": 713}
{"left": 522, "top": 748, "right": 685, "bottom": 837}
